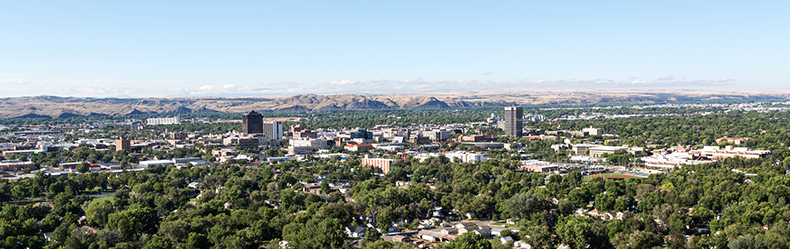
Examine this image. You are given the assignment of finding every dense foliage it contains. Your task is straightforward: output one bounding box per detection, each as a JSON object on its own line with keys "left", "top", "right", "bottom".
{"left": 3, "top": 106, "right": 790, "bottom": 248}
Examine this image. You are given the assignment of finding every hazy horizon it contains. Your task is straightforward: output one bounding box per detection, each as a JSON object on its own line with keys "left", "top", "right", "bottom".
{"left": 2, "top": 1, "right": 788, "bottom": 98}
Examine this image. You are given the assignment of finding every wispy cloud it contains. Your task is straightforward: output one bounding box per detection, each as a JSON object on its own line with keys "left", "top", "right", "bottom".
{"left": 121, "top": 77, "right": 744, "bottom": 97}
{"left": 0, "top": 78, "right": 196, "bottom": 97}
{"left": 58, "top": 86, "right": 148, "bottom": 97}
{"left": 165, "top": 83, "right": 313, "bottom": 97}
{"left": 0, "top": 76, "right": 740, "bottom": 98}
{"left": 304, "top": 77, "right": 738, "bottom": 93}
{"left": 0, "top": 79, "right": 30, "bottom": 85}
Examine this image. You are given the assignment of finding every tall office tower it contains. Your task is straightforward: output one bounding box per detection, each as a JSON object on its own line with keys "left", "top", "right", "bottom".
{"left": 263, "top": 121, "right": 283, "bottom": 141}
{"left": 242, "top": 111, "right": 264, "bottom": 135}
{"left": 115, "top": 138, "right": 130, "bottom": 151}
{"left": 504, "top": 106, "right": 523, "bottom": 137}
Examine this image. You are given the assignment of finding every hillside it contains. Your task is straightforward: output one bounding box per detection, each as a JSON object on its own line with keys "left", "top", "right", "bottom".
{"left": 0, "top": 94, "right": 511, "bottom": 119}
{"left": 1, "top": 90, "right": 789, "bottom": 119}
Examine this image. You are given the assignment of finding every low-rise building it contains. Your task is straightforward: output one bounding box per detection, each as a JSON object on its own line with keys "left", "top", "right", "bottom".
{"left": 641, "top": 153, "right": 713, "bottom": 169}
{"left": 360, "top": 157, "right": 398, "bottom": 174}
{"left": 345, "top": 143, "right": 373, "bottom": 152}
{"left": 460, "top": 135, "right": 498, "bottom": 142}
{"left": 169, "top": 132, "right": 187, "bottom": 140}
{"left": 699, "top": 146, "right": 772, "bottom": 159}
{"left": 0, "top": 160, "right": 35, "bottom": 171}
{"left": 519, "top": 160, "right": 559, "bottom": 173}
{"left": 571, "top": 144, "right": 597, "bottom": 155}
{"left": 293, "top": 131, "right": 318, "bottom": 139}
{"left": 716, "top": 136, "right": 752, "bottom": 145}
{"left": 418, "top": 230, "right": 457, "bottom": 242}
{"left": 473, "top": 227, "right": 491, "bottom": 237}
{"left": 371, "top": 143, "right": 404, "bottom": 151}
{"left": 444, "top": 152, "right": 487, "bottom": 163}
{"left": 223, "top": 137, "right": 259, "bottom": 149}
{"left": 456, "top": 222, "right": 480, "bottom": 235}
{"left": 290, "top": 138, "right": 331, "bottom": 150}
{"left": 288, "top": 146, "right": 313, "bottom": 155}
{"left": 139, "top": 160, "right": 175, "bottom": 167}
{"left": 146, "top": 117, "right": 180, "bottom": 125}
{"left": 460, "top": 142, "right": 505, "bottom": 149}
{"left": 551, "top": 143, "right": 571, "bottom": 152}
{"left": 212, "top": 149, "right": 238, "bottom": 157}
{"left": 568, "top": 130, "right": 588, "bottom": 137}
{"left": 302, "top": 183, "right": 322, "bottom": 194}
{"left": 423, "top": 129, "right": 452, "bottom": 142}
{"left": 582, "top": 127, "right": 603, "bottom": 136}
{"left": 392, "top": 235, "right": 411, "bottom": 243}
{"left": 588, "top": 146, "right": 628, "bottom": 157}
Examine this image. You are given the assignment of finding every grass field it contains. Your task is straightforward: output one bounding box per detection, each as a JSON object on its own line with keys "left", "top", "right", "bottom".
{"left": 490, "top": 222, "right": 517, "bottom": 228}
{"left": 584, "top": 173, "right": 638, "bottom": 181}
{"left": 93, "top": 196, "right": 114, "bottom": 202}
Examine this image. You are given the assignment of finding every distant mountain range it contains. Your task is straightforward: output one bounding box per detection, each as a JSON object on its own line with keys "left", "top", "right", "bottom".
{"left": 1, "top": 90, "right": 789, "bottom": 119}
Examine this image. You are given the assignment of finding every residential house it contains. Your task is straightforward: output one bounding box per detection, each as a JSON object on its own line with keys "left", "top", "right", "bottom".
{"left": 514, "top": 240, "right": 532, "bottom": 249}
{"left": 345, "top": 225, "right": 367, "bottom": 238}
{"left": 392, "top": 235, "right": 411, "bottom": 243}
{"left": 417, "top": 230, "right": 457, "bottom": 242}
{"left": 473, "top": 227, "right": 491, "bottom": 238}
{"left": 456, "top": 222, "right": 479, "bottom": 235}
{"left": 440, "top": 227, "right": 458, "bottom": 235}
{"left": 302, "top": 183, "right": 322, "bottom": 195}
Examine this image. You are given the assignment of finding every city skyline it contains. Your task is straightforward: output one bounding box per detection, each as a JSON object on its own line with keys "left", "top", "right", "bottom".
{"left": 2, "top": 1, "right": 789, "bottom": 98}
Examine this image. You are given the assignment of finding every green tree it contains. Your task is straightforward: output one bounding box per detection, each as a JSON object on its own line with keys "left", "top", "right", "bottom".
{"left": 39, "top": 213, "right": 62, "bottom": 232}
{"left": 77, "top": 162, "right": 90, "bottom": 174}
{"left": 106, "top": 205, "right": 158, "bottom": 241}
{"left": 292, "top": 218, "right": 347, "bottom": 249}
{"left": 612, "top": 230, "right": 662, "bottom": 249}
{"left": 504, "top": 191, "right": 547, "bottom": 220}
{"left": 186, "top": 232, "right": 210, "bottom": 249}
{"left": 143, "top": 236, "right": 173, "bottom": 249}
{"left": 363, "top": 227, "right": 382, "bottom": 245}
{"left": 158, "top": 220, "right": 190, "bottom": 244}
{"left": 449, "top": 232, "right": 492, "bottom": 249}
{"left": 0, "top": 182, "right": 12, "bottom": 202}
{"left": 52, "top": 192, "right": 80, "bottom": 216}
{"left": 729, "top": 235, "right": 767, "bottom": 249}
{"left": 363, "top": 240, "right": 394, "bottom": 249}
{"left": 376, "top": 207, "right": 395, "bottom": 231}
{"left": 321, "top": 181, "right": 330, "bottom": 195}
{"left": 84, "top": 200, "right": 114, "bottom": 227}
{"left": 555, "top": 215, "right": 610, "bottom": 249}
{"left": 114, "top": 189, "right": 131, "bottom": 208}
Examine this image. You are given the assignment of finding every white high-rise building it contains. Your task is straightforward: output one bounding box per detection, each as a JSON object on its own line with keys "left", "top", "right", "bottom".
{"left": 263, "top": 121, "right": 283, "bottom": 141}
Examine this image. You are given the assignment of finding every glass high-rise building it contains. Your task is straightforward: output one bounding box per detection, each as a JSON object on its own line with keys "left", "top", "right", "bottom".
{"left": 242, "top": 111, "right": 264, "bottom": 135}
{"left": 504, "top": 106, "right": 523, "bottom": 137}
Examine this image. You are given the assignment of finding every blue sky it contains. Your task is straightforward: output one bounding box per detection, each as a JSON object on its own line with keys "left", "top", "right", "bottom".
{"left": 1, "top": 1, "right": 788, "bottom": 97}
